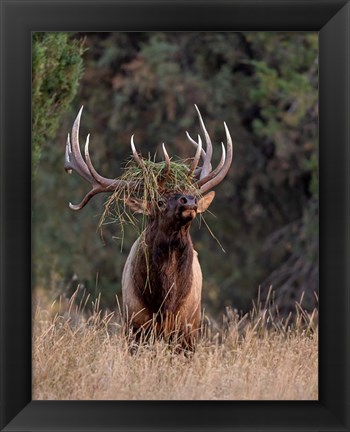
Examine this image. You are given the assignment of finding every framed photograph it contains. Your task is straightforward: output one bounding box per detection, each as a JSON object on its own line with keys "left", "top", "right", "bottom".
{"left": 1, "top": 0, "right": 349, "bottom": 431}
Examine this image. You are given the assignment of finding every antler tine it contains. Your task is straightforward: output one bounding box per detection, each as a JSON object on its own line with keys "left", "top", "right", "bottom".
{"left": 65, "top": 134, "right": 73, "bottom": 174}
{"left": 186, "top": 131, "right": 212, "bottom": 179}
{"left": 131, "top": 135, "right": 143, "bottom": 167}
{"left": 188, "top": 135, "right": 202, "bottom": 177}
{"left": 84, "top": 134, "right": 109, "bottom": 185}
{"left": 65, "top": 107, "right": 94, "bottom": 183}
{"left": 162, "top": 143, "right": 171, "bottom": 176}
{"left": 186, "top": 131, "right": 207, "bottom": 162}
{"left": 69, "top": 189, "right": 102, "bottom": 211}
{"left": 199, "top": 121, "right": 233, "bottom": 194}
{"left": 194, "top": 105, "right": 213, "bottom": 180}
{"left": 65, "top": 106, "right": 128, "bottom": 211}
{"left": 197, "top": 142, "right": 226, "bottom": 187}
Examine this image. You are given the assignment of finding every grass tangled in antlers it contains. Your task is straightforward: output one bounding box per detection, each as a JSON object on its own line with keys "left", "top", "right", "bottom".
{"left": 99, "top": 156, "right": 201, "bottom": 235}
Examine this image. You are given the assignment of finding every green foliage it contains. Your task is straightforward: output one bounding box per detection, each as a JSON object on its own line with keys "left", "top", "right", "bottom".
{"left": 32, "top": 32, "right": 84, "bottom": 174}
{"left": 32, "top": 32, "right": 318, "bottom": 316}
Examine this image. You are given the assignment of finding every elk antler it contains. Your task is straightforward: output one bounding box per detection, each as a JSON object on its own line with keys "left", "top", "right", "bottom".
{"left": 186, "top": 105, "right": 233, "bottom": 193}
{"left": 65, "top": 106, "right": 132, "bottom": 210}
{"left": 186, "top": 132, "right": 211, "bottom": 178}
{"left": 131, "top": 135, "right": 171, "bottom": 177}
{"left": 162, "top": 143, "right": 171, "bottom": 176}
{"left": 66, "top": 106, "right": 233, "bottom": 209}
{"left": 187, "top": 135, "right": 202, "bottom": 177}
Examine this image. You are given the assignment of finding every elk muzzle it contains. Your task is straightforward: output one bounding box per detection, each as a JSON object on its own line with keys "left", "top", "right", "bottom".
{"left": 177, "top": 195, "right": 198, "bottom": 220}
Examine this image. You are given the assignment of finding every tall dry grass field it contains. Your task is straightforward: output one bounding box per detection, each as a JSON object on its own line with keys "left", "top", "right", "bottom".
{"left": 32, "top": 292, "right": 318, "bottom": 400}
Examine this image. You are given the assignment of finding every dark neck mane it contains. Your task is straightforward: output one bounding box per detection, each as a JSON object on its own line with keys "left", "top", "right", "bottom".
{"left": 133, "top": 221, "right": 194, "bottom": 315}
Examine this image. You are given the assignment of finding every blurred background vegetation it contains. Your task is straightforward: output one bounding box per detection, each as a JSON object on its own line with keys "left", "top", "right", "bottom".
{"left": 32, "top": 32, "right": 318, "bottom": 319}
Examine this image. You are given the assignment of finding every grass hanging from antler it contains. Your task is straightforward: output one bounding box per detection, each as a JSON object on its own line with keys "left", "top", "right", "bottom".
{"left": 99, "top": 156, "right": 200, "bottom": 233}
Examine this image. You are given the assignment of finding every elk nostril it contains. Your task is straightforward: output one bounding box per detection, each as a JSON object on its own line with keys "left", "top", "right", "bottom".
{"left": 180, "top": 197, "right": 187, "bottom": 204}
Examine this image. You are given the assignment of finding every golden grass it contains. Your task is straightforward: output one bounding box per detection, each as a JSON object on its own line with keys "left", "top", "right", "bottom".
{"left": 32, "top": 291, "right": 318, "bottom": 401}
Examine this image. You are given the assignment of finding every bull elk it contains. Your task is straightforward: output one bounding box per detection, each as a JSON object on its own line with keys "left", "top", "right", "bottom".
{"left": 65, "top": 105, "right": 233, "bottom": 348}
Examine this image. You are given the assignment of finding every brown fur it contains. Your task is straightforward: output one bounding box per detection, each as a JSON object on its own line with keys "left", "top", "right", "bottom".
{"left": 134, "top": 223, "right": 194, "bottom": 315}
{"left": 122, "top": 192, "right": 214, "bottom": 346}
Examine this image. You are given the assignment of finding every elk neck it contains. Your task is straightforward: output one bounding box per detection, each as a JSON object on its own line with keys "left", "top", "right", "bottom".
{"left": 133, "top": 219, "right": 195, "bottom": 316}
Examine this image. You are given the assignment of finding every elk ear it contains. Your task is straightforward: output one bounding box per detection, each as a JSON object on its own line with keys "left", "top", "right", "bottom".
{"left": 125, "top": 198, "right": 150, "bottom": 215}
{"left": 197, "top": 191, "right": 215, "bottom": 213}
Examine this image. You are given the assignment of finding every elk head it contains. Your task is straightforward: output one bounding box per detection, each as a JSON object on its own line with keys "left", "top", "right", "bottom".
{"left": 126, "top": 191, "right": 215, "bottom": 235}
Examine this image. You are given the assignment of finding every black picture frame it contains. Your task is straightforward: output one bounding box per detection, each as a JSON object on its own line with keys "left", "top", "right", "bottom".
{"left": 1, "top": 0, "right": 349, "bottom": 431}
